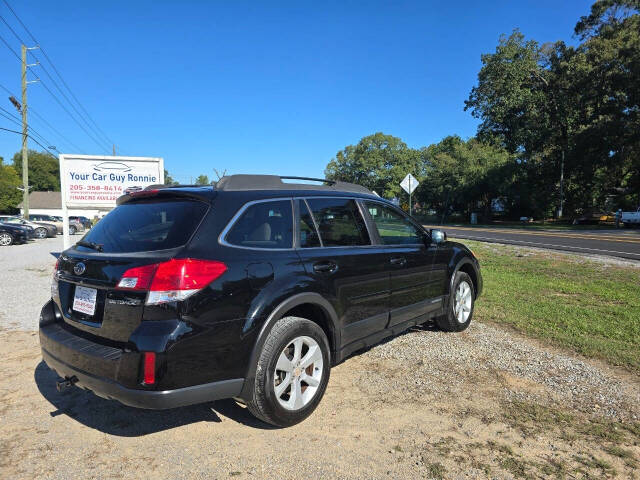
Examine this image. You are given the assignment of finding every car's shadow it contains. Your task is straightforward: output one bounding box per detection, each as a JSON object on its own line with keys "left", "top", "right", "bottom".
{"left": 34, "top": 361, "right": 276, "bottom": 436}
{"left": 35, "top": 322, "right": 442, "bottom": 436}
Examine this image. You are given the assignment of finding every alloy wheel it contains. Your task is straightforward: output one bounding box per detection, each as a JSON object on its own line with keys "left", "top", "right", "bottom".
{"left": 454, "top": 280, "right": 472, "bottom": 323}
{"left": 0, "top": 233, "right": 13, "bottom": 246}
{"left": 273, "top": 335, "right": 324, "bottom": 411}
{"left": 35, "top": 228, "right": 47, "bottom": 239}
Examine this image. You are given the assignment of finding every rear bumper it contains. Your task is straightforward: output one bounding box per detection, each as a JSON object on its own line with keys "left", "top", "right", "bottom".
{"left": 41, "top": 347, "right": 244, "bottom": 409}
{"left": 39, "top": 303, "right": 245, "bottom": 409}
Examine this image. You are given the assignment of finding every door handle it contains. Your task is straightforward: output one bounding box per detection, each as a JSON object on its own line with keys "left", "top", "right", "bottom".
{"left": 390, "top": 257, "right": 406, "bottom": 266}
{"left": 313, "top": 261, "right": 338, "bottom": 273}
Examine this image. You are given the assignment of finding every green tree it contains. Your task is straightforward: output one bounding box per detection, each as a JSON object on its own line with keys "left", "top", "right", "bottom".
{"left": 418, "top": 137, "right": 514, "bottom": 221}
{"left": 573, "top": 0, "right": 640, "bottom": 209}
{"left": 194, "top": 174, "right": 210, "bottom": 185}
{"left": 164, "top": 169, "right": 178, "bottom": 185}
{"left": 0, "top": 157, "right": 22, "bottom": 213}
{"left": 325, "top": 132, "right": 424, "bottom": 200}
{"left": 464, "top": 31, "right": 574, "bottom": 218}
{"left": 465, "top": 1, "right": 640, "bottom": 216}
{"left": 11, "top": 150, "right": 60, "bottom": 191}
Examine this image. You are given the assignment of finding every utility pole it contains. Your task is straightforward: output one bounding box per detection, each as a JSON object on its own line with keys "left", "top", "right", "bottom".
{"left": 20, "top": 44, "right": 39, "bottom": 219}
{"left": 21, "top": 44, "right": 28, "bottom": 218}
{"left": 558, "top": 149, "right": 565, "bottom": 218}
{"left": 112, "top": 144, "right": 116, "bottom": 156}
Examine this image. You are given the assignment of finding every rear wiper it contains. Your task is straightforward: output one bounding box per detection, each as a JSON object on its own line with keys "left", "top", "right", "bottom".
{"left": 76, "top": 240, "right": 103, "bottom": 252}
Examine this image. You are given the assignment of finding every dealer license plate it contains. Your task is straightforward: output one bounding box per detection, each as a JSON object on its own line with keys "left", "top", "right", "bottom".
{"left": 73, "top": 285, "right": 97, "bottom": 316}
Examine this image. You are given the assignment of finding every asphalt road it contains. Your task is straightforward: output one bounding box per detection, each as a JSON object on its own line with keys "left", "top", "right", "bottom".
{"left": 426, "top": 225, "right": 640, "bottom": 260}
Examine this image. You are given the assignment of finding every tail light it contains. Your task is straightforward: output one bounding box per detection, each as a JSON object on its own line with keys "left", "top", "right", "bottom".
{"left": 117, "top": 258, "right": 227, "bottom": 305}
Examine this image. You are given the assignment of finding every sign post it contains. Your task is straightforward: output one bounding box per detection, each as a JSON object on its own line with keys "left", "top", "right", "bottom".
{"left": 59, "top": 155, "right": 164, "bottom": 249}
{"left": 400, "top": 173, "right": 419, "bottom": 216}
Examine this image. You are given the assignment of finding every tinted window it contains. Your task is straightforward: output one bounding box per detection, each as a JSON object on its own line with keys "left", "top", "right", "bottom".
{"left": 299, "top": 200, "right": 321, "bottom": 248}
{"left": 226, "top": 200, "right": 293, "bottom": 249}
{"left": 366, "top": 202, "right": 423, "bottom": 245}
{"left": 79, "top": 199, "right": 208, "bottom": 253}
{"left": 307, "top": 198, "right": 370, "bottom": 247}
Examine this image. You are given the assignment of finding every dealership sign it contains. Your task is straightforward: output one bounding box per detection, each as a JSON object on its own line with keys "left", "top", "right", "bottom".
{"left": 60, "top": 155, "right": 164, "bottom": 208}
{"left": 59, "top": 154, "right": 164, "bottom": 248}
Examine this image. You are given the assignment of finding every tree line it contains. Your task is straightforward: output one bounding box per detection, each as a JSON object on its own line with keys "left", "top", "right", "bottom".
{"left": 0, "top": 150, "right": 60, "bottom": 212}
{"left": 327, "top": 0, "right": 640, "bottom": 221}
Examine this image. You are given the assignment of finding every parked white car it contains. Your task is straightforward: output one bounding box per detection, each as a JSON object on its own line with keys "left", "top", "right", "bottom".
{"left": 622, "top": 207, "right": 640, "bottom": 227}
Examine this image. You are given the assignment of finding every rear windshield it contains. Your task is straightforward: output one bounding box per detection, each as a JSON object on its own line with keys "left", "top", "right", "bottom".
{"left": 78, "top": 199, "right": 208, "bottom": 253}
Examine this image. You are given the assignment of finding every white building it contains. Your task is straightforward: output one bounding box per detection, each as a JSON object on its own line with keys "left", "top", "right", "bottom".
{"left": 18, "top": 191, "right": 110, "bottom": 218}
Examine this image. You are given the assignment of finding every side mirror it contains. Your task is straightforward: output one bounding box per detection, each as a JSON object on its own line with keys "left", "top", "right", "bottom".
{"left": 430, "top": 229, "right": 447, "bottom": 244}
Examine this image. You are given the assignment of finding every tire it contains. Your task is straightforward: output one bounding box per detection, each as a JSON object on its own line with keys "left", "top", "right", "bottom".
{"left": 0, "top": 232, "right": 13, "bottom": 246}
{"left": 69, "top": 225, "right": 77, "bottom": 235}
{"left": 247, "top": 316, "right": 331, "bottom": 427}
{"left": 436, "top": 271, "right": 475, "bottom": 332}
{"left": 34, "top": 227, "right": 47, "bottom": 239}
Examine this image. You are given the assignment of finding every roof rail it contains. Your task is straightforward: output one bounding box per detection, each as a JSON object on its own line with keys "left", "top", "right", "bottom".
{"left": 279, "top": 176, "right": 336, "bottom": 185}
{"left": 215, "top": 174, "right": 373, "bottom": 195}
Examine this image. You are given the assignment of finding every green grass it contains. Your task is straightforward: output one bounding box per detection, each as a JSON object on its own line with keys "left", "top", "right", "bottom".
{"left": 426, "top": 462, "right": 446, "bottom": 480}
{"left": 461, "top": 240, "right": 640, "bottom": 371}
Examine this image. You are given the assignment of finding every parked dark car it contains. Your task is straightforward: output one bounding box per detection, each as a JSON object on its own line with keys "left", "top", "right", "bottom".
{"left": 0, "top": 216, "right": 57, "bottom": 238}
{"left": 39, "top": 175, "right": 482, "bottom": 427}
{"left": 69, "top": 216, "right": 92, "bottom": 230}
{"left": 0, "top": 222, "right": 31, "bottom": 245}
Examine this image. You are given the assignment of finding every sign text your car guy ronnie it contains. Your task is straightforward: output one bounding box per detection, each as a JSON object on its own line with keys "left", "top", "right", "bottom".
{"left": 69, "top": 171, "right": 158, "bottom": 183}
{"left": 61, "top": 158, "right": 164, "bottom": 207}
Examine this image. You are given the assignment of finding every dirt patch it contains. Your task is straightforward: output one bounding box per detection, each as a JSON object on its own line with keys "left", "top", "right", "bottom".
{"left": 1, "top": 321, "right": 639, "bottom": 479}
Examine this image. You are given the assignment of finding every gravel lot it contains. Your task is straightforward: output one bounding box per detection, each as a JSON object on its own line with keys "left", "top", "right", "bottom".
{"left": 0, "top": 237, "right": 63, "bottom": 330}
{"left": 1, "top": 239, "right": 639, "bottom": 479}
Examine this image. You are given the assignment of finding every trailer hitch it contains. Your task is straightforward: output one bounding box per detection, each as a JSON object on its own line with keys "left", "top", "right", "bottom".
{"left": 56, "top": 376, "right": 78, "bottom": 392}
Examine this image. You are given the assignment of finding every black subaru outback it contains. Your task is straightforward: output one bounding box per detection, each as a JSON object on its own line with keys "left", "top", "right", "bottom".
{"left": 39, "top": 175, "right": 481, "bottom": 427}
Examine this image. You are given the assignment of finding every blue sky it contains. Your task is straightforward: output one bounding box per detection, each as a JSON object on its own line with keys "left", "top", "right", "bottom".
{"left": 0, "top": 0, "right": 591, "bottom": 183}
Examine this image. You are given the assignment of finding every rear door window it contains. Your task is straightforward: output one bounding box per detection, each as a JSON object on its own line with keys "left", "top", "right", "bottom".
{"left": 306, "top": 198, "right": 370, "bottom": 247}
{"left": 299, "top": 200, "right": 321, "bottom": 248}
{"left": 225, "top": 200, "right": 293, "bottom": 249}
{"left": 78, "top": 199, "right": 208, "bottom": 253}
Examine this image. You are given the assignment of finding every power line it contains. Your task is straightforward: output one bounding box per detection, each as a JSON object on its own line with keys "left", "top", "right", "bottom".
{"left": 0, "top": 125, "right": 59, "bottom": 158}
{"left": 35, "top": 75, "right": 110, "bottom": 153}
{"left": 0, "top": 105, "right": 63, "bottom": 153}
{"left": 0, "top": 125, "right": 21, "bottom": 134}
{"left": 0, "top": 81, "right": 85, "bottom": 153}
{"left": 28, "top": 54, "right": 113, "bottom": 151}
{"left": 0, "top": 107, "right": 21, "bottom": 126}
{"left": 0, "top": 91, "right": 76, "bottom": 153}
{"left": 0, "top": 31, "right": 20, "bottom": 60}
{"left": 29, "top": 109, "right": 86, "bottom": 154}
{"left": 0, "top": 11, "right": 111, "bottom": 154}
{"left": 2, "top": 0, "right": 118, "bottom": 151}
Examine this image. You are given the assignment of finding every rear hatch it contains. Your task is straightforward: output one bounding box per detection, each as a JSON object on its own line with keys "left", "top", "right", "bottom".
{"left": 54, "top": 192, "right": 211, "bottom": 343}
